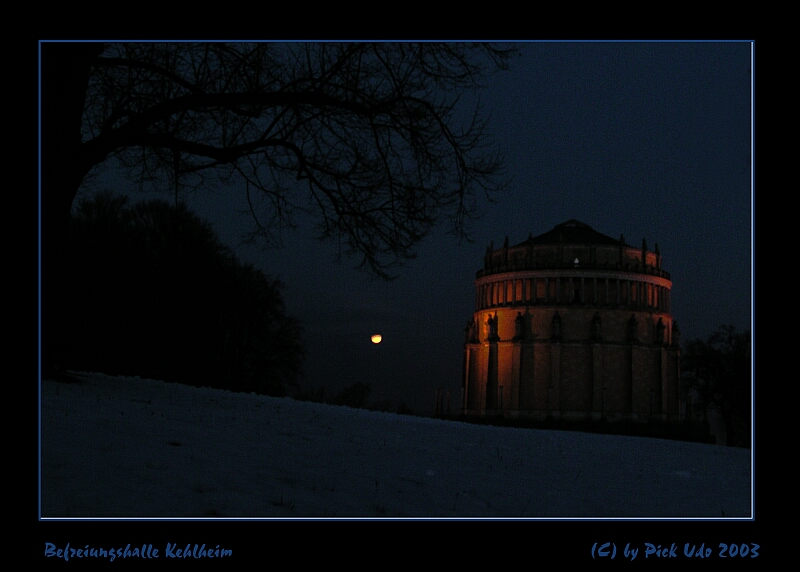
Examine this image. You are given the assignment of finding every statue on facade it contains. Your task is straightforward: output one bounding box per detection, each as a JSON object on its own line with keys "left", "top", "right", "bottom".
{"left": 627, "top": 314, "right": 638, "bottom": 343}
{"left": 551, "top": 311, "right": 562, "bottom": 341}
{"left": 514, "top": 311, "right": 525, "bottom": 340}
{"left": 487, "top": 313, "right": 499, "bottom": 341}
{"left": 469, "top": 318, "right": 480, "bottom": 343}
{"left": 655, "top": 317, "right": 666, "bottom": 345}
{"left": 591, "top": 312, "right": 602, "bottom": 342}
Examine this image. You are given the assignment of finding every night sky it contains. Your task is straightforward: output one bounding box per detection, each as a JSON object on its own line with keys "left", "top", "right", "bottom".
{"left": 85, "top": 41, "right": 753, "bottom": 414}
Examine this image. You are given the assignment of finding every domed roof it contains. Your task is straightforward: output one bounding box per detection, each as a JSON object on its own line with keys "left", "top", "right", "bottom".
{"left": 517, "top": 219, "right": 623, "bottom": 247}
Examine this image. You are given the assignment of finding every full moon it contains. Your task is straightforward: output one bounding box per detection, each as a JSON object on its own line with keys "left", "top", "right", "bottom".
{"left": 370, "top": 334, "right": 383, "bottom": 344}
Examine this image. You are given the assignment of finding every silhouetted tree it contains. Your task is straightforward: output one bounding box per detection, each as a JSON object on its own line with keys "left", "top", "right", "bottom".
{"left": 682, "top": 325, "right": 751, "bottom": 447}
{"left": 41, "top": 41, "right": 514, "bottom": 375}
{"left": 65, "top": 191, "right": 304, "bottom": 396}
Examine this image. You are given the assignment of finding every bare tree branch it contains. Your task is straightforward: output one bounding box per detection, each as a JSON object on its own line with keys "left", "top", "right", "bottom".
{"left": 68, "top": 41, "right": 518, "bottom": 277}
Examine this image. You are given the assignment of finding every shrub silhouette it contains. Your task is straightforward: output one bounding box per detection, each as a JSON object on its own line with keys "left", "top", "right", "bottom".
{"left": 62, "top": 191, "right": 304, "bottom": 396}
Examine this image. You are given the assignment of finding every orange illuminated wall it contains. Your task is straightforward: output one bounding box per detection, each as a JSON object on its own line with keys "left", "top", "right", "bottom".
{"left": 462, "top": 220, "right": 681, "bottom": 424}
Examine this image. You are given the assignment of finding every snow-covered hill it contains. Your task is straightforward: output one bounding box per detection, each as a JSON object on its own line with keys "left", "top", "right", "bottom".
{"left": 40, "top": 372, "right": 752, "bottom": 519}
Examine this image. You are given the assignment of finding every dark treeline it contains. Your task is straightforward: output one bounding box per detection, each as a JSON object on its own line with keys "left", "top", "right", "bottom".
{"left": 681, "top": 325, "right": 751, "bottom": 448}
{"left": 58, "top": 191, "right": 304, "bottom": 397}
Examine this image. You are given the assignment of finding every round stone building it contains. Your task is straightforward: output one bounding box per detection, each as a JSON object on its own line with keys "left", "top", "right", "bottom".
{"left": 462, "top": 220, "right": 681, "bottom": 424}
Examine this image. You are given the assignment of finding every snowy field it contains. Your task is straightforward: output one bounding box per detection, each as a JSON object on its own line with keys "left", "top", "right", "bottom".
{"left": 39, "top": 372, "right": 752, "bottom": 519}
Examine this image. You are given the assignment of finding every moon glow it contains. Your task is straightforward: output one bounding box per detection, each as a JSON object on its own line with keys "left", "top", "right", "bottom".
{"left": 370, "top": 334, "right": 383, "bottom": 344}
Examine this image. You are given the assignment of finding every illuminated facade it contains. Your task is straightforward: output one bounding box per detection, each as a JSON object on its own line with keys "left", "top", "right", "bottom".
{"left": 462, "top": 220, "right": 681, "bottom": 423}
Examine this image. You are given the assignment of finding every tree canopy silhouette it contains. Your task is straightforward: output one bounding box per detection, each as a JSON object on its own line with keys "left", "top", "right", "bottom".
{"left": 66, "top": 191, "right": 304, "bottom": 396}
{"left": 42, "top": 42, "right": 513, "bottom": 274}
{"left": 41, "top": 41, "right": 514, "bottom": 375}
{"left": 682, "top": 325, "right": 751, "bottom": 447}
